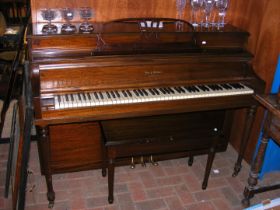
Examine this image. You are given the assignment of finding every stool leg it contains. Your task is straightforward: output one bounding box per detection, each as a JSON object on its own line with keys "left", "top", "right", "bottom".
{"left": 108, "top": 159, "right": 115, "bottom": 204}
{"left": 242, "top": 132, "right": 269, "bottom": 207}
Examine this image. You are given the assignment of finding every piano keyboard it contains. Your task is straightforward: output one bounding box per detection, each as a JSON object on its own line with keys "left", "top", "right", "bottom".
{"left": 53, "top": 83, "right": 254, "bottom": 110}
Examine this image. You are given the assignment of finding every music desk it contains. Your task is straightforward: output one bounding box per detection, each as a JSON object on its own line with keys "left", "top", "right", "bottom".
{"left": 243, "top": 93, "right": 280, "bottom": 206}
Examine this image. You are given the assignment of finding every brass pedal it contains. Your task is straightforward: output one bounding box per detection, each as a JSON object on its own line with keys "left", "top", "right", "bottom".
{"left": 130, "top": 157, "right": 135, "bottom": 169}
{"left": 150, "top": 155, "right": 158, "bottom": 166}
{"left": 140, "top": 156, "right": 146, "bottom": 167}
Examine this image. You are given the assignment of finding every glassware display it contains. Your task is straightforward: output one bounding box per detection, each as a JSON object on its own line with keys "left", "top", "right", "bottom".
{"left": 79, "top": 7, "right": 94, "bottom": 33}
{"left": 176, "top": 0, "right": 187, "bottom": 20}
{"left": 41, "top": 9, "right": 57, "bottom": 34}
{"left": 190, "top": 0, "right": 203, "bottom": 27}
{"left": 202, "top": 0, "right": 215, "bottom": 28}
{"left": 176, "top": 0, "right": 187, "bottom": 31}
{"left": 61, "top": 8, "right": 76, "bottom": 33}
{"left": 215, "top": 0, "right": 229, "bottom": 27}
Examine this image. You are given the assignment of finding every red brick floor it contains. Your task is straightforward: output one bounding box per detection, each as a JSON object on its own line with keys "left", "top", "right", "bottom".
{"left": 1, "top": 143, "right": 280, "bottom": 210}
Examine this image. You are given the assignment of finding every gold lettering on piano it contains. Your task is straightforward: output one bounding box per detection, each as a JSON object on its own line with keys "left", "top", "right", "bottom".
{"left": 144, "top": 71, "right": 162, "bottom": 76}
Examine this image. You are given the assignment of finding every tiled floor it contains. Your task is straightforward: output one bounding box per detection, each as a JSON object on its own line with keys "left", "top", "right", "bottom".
{"left": 1, "top": 142, "right": 280, "bottom": 210}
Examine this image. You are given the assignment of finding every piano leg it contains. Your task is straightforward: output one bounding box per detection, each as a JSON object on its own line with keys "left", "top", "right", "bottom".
{"left": 37, "top": 126, "right": 55, "bottom": 208}
{"left": 202, "top": 136, "right": 218, "bottom": 190}
{"left": 188, "top": 155, "right": 194, "bottom": 166}
{"left": 108, "top": 158, "right": 115, "bottom": 204}
{"left": 232, "top": 105, "right": 257, "bottom": 177}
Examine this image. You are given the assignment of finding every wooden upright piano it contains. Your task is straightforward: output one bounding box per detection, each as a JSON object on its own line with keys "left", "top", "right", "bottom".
{"left": 27, "top": 12, "right": 265, "bottom": 206}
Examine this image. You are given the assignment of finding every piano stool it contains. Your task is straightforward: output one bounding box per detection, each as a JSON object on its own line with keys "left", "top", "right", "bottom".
{"left": 242, "top": 93, "right": 280, "bottom": 207}
{"left": 101, "top": 110, "right": 232, "bottom": 204}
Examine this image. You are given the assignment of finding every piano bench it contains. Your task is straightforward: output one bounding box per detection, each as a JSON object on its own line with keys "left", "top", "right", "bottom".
{"left": 100, "top": 111, "right": 229, "bottom": 204}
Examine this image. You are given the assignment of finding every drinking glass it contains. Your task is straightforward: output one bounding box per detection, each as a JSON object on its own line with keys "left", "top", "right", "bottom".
{"left": 41, "top": 9, "right": 57, "bottom": 33}
{"left": 215, "top": 0, "right": 229, "bottom": 27}
{"left": 202, "top": 0, "right": 215, "bottom": 28}
{"left": 61, "top": 8, "right": 76, "bottom": 33}
{"left": 79, "top": 7, "right": 94, "bottom": 33}
{"left": 190, "top": 0, "right": 203, "bottom": 27}
{"left": 176, "top": 0, "right": 187, "bottom": 20}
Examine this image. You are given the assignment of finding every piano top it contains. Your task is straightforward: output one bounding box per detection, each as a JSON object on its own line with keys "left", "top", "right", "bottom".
{"left": 28, "top": 19, "right": 250, "bottom": 61}
{"left": 30, "top": 18, "right": 248, "bottom": 36}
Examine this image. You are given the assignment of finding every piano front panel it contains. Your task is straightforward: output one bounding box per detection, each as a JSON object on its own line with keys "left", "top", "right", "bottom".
{"left": 38, "top": 55, "right": 252, "bottom": 94}
{"left": 48, "top": 122, "right": 103, "bottom": 173}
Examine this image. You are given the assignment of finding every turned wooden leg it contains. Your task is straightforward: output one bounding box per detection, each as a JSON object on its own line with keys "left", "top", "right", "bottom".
{"left": 45, "top": 175, "right": 55, "bottom": 208}
{"left": 36, "top": 126, "right": 55, "bottom": 207}
{"left": 233, "top": 106, "right": 257, "bottom": 177}
{"left": 242, "top": 130, "right": 270, "bottom": 207}
{"left": 188, "top": 156, "right": 194, "bottom": 166}
{"left": 108, "top": 158, "right": 115, "bottom": 204}
{"left": 202, "top": 147, "right": 216, "bottom": 190}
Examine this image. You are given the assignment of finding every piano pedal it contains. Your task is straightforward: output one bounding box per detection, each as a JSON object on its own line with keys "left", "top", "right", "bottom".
{"left": 150, "top": 155, "right": 159, "bottom": 166}
{"left": 140, "top": 156, "right": 146, "bottom": 167}
{"left": 130, "top": 157, "right": 136, "bottom": 169}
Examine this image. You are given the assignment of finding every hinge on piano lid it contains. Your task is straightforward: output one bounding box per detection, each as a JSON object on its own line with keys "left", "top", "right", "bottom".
{"left": 91, "top": 33, "right": 107, "bottom": 55}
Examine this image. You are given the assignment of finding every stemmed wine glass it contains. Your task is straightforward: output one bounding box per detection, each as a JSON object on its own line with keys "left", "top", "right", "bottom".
{"left": 190, "top": 0, "right": 203, "bottom": 27}
{"left": 79, "top": 7, "right": 94, "bottom": 33}
{"left": 61, "top": 8, "right": 76, "bottom": 33}
{"left": 176, "top": 0, "right": 187, "bottom": 31}
{"left": 215, "top": 0, "right": 229, "bottom": 27}
{"left": 41, "top": 9, "right": 57, "bottom": 33}
{"left": 202, "top": 0, "right": 215, "bottom": 28}
{"left": 176, "top": 0, "right": 187, "bottom": 20}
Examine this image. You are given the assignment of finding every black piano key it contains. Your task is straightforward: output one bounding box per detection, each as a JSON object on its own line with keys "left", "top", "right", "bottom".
{"left": 122, "top": 90, "right": 128, "bottom": 97}
{"left": 184, "top": 86, "right": 195, "bottom": 92}
{"left": 208, "top": 84, "right": 222, "bottom": 91}
{"left": 115, "top": 91, "right": 121, "bottom": 98}
{"left": 221, "top": 84, "right": 232, "bottom": 90}
{"left": 168, "top": 87, "right": 175, "bottom": 94}
{"left": 87, "top": 93, "right": 91, "bottom": 100}
{"left": 98, "top": 92, "right": 104, "bottom": 99}
{"left": 127, "top": 90, "right": 133, "bottom": 97}
{"left": 78, "top": 93, "right": 82, "bottom": 101}
{"left": 179, "top": 86, "right": 186, "bottom": 93}
{"left": 81, "top": 93, "right": 86, "bottom": 100}
{"left": 66, "top": 94, "right": 69, "bottom": 101}
{"left": 193, "top": 86, "right": 200, "bottom": 92}
{"left": 106, "top": 91, "right": 111, "bottom": 98}
{"left": 159, "top": 88, "right": 166, "bottom": 94}
{"left": 133, "top": 89, "right": 139, "bottom": 96}
{"left": 230, "top": 83, "right": 244, "bottom": 89}
{"left": 163, "top": 88, "right": 170, "bottom": 94}
{"left": 137, "top": 89, "right": 143, "bottom": 96}
{"left": 143, "top": 89, "right": 149, "bottom": 96}
{"left": 198, "top": 85, "right": 209, "bottom": 91}
{"left": 110, "top": 91, "right": 116, "bottom": 98}
{"left": 174, "top": 87, "right": 181, "bottom": 93}
{"left": 70, "top": 94, "right": 74, "bottom": 101}
{"left": 148, "top": 88, "right": 155, "bottom": 95}
{"left": 58, "top": 95, "right": 61, "bottom": 102}
{"left": 94, "top": 92, "right": 99, "bottom": 100}
{"left": 153, "top": 88, "right": 160, "bottom": 95}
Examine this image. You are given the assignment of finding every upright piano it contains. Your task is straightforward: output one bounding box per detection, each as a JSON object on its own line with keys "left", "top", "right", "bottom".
{"left": 27, "top": 18, "right": 264, "bottom": 206}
